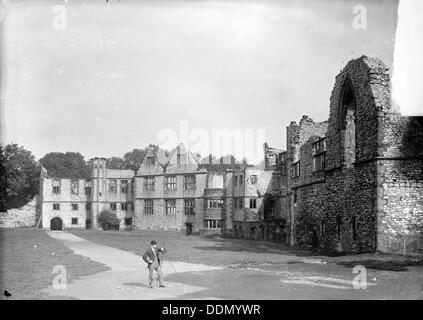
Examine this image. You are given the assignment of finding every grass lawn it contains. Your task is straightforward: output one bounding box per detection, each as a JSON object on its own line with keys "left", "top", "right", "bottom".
{"left": 70, "top": 229, "right": 423, "bottom": 272}
{"left": 70, "top": 229, "right": 307, "bottom": 268}
{"left": 0, "top": 228, "right": 109, "bottom": 300}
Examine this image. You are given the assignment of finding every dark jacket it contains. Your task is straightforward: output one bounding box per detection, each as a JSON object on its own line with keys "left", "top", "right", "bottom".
{"left": 143, "top": 247, "right": 166, "bottom": 265}
{"left": 143, "top": 247, "right": 157, "bottom": 264}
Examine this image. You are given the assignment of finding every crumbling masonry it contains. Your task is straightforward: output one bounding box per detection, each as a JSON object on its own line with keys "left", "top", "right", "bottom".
{"left": 263, "top": 56, "right": 423, "bottom": 254}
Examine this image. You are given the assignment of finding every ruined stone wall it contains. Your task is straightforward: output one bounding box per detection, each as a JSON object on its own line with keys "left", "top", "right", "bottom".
{"left": 41, "top": 177, "right": 90, "bottom": 230}
{"left": 292, "top": 135, "right": 326, "bottom": 189}
{"left": 293, "top": 182, "right": 325, "bottom": 246}
{"left": 376, "top": 115, "right": 423, "bottom": 253}
{"left": 291, "top": 135, "right": 326, "bottom": 247}
{"left": 287, "top": 56, "right": 423, "bottom": 254}
{"left": 315, "top": 56, "right": 423, "bottom": 254}
{"left": 378, "top": 159, "right": 423, "bottom": 254}
{"left": 0, "top": 197, "right": 38, "bottom": 228}
{"left": 325, "top": 57, "right": 389, "bottom": 170}
{"left": 223, "top": 171, "right": 234, "bottom": 232}
{"left": 204, "top": 188, "right": 225, "bottom": 220}
{"left": 263, "top": 143, "right": 282, "bottom": 170}
{"left": 320, "top": 56, "right": 389, "bottom": 253}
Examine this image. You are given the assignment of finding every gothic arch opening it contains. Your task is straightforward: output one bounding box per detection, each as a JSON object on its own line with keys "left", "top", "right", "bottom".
{"left": 339, "top": 78, "right": 357, "bottom": 167}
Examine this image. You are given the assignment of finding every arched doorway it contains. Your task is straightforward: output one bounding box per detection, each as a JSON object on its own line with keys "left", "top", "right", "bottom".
{"left": 50, "top": 217, "right": 63, "bottom": 230}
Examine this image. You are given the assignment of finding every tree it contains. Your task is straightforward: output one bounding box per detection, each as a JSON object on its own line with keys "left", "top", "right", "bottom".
{"left": 122, "top": 144, "right": 161, "bottom": 171}
{"left": 97, "top": 209, "right": 120, "bottom": 230}
{"left": 0, "top": 143, "right": 40, "bottom": 210}
{"left": 40, "top": 152, "right": 91, "bottom": 178}
{"left": 107, "top": 145, "right": 166, "bottom": 172}
{"left": 106, "top": 156, "right": 126, "bottom": 170}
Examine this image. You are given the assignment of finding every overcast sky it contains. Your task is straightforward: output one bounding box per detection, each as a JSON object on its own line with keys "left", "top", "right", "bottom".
{"left": 1, "top": 0, "right": 398, "bottom": 163}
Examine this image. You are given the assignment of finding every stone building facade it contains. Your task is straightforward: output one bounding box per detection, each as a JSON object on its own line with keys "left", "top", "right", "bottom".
{"left": 38, "top": 143, "right": 271, "bottom": 236}
{"left": 39, "top": 159, "right": 135, "bottom": 231}
{"left": 263, "top": 56, "right": 423, "bottom": 254}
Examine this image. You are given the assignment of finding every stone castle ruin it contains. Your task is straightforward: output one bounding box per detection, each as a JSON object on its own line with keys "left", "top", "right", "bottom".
{"left": 2, "top": 56, "right": 422, "bottom": 255}
{"left": 264, "top": 56, "right": 423, "bottom": 254}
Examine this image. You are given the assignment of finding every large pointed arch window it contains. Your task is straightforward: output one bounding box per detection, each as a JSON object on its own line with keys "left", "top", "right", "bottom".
{"left": 339, "top": 78, "right": 357, "bottom": 167}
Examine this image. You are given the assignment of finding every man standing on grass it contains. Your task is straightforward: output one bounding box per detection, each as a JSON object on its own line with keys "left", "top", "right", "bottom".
{"left": 143, "top": 240, "right": 165, "bottom": 288}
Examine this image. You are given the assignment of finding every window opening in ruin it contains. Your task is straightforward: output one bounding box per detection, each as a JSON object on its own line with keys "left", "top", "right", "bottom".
{"left": 183, "top": 175, "right": 196, "bottom": 190}
{"left": 147, "top": 156, "right": 155, "bottom": 166}
{"left": 249, "top": 198, "right": 257, "bottom": 209}
{"left": 121, "top": 180, "right": 128, "bottom": 193}
{"left": 144, "top": 177, "right": 155, "bottom": 191}
{"left": 85, "top": 180, "right": 91, "bottom": 195}
{"left": 292, "top": 162, "right": 300, "bottom": 178}
{"left": 144, "top": 199, "right": 154, "bottom": 214}
{"left": 206, "top": 198, "right": 223, "bottom": 209}
{"left": 313, "top": 138, "right": 326, "bottom": 172}
{"left": 72, "top": 218, "right": 78, "bottom": 225}
{"left": 71, "top": 180, "right": 79, "bottom": 195}
{"left": 339, "top": 78, "right": 356, "bottom": 167}
{"left": 109, "top": 179, "right": 117, "bottom": 194}
{"left": 184, "top": 199, "right": 195, "bottom": 215}
{"left": 71, "top": 203, "right": 78, "bottom": 211}
{"left": 204, "top": 219, "right": 222, "bottom": 229}
{"left": 165, "top": 176, "right": 177, "bottom": 190}
{"left": 165, "top": 199, "right": 176, "bottom": 215}
{"left": 52, "top": 179, "right": 61, "bottom": 194}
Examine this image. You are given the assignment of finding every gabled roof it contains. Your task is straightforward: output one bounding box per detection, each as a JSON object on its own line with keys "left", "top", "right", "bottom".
{"left": 136, "top": 143, "right": 202, "bottom": 175}
{"left": 165, "top": 143, "right": 199, "bottom": 167}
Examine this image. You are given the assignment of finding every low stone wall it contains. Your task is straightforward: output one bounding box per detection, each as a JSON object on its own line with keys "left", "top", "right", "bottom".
{"left": 0, "top": 197, "right": 37, "bottom": 228}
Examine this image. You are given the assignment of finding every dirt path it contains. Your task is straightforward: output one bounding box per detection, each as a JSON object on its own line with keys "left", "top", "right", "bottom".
{"left": 42, "top": 231, "right": 224, "bottom": 299}
{"left": 42, "top": 231, "right": 423, "bottom": 300}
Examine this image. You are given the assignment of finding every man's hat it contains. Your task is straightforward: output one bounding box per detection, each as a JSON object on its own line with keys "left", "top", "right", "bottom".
{"left": 151, "top": 240, "right": 157, "bottom": 245}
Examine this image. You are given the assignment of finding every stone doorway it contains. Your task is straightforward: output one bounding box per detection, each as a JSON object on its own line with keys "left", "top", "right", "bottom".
{"left": 50, "top": 217, "right": 63, "bottom": 230}
{"left": 185, "top": 223, "right": 193, "bottom": 236}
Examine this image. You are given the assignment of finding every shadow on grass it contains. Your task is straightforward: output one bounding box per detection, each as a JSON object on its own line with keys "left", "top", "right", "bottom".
{"left": 337, "top": 259, "right": 423, "bottom": 271}
{"left": 192, "top": 238, "right": 324, "bottom": 257}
